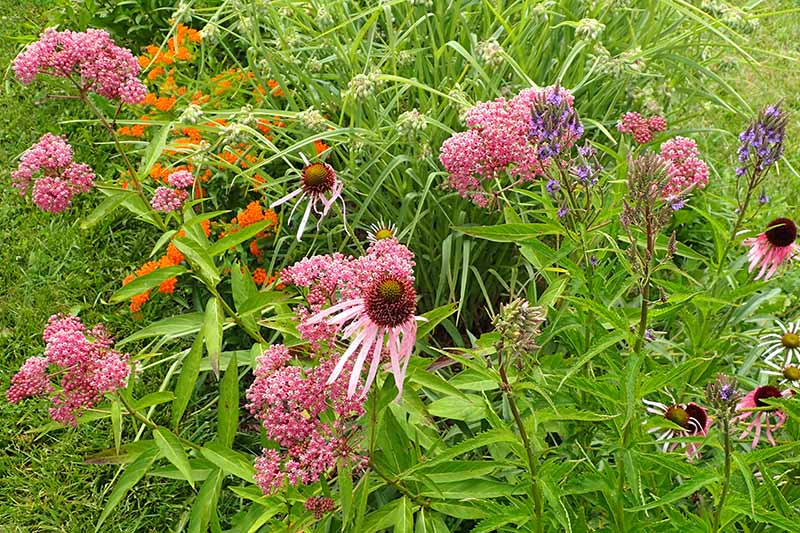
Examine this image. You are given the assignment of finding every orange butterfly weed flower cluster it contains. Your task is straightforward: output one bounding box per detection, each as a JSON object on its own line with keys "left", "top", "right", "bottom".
{"left": 122, "top": 220, "right": 211, "bottom": 312}
{"left": 251, "top": 268, "right": 285, "bottom": 289}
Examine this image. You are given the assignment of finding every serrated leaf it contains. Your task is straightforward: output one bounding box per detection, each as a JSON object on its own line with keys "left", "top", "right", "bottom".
{"left": 153, "top": 428, "right": 194, "bottom": 489}
{"left": 110, "top": 266, "right": 187, "bottom": 303}
{"left": 201, "top": 441, "right": 254, "bottom": 482}
{"left": 172, "top": 331, "right": 205, "bottom": 429}
{"left": 626, "top": 472, "right": 720, "bottom": 511}
{"left": 95, "top": 445, "right": 159, "bottom": 531}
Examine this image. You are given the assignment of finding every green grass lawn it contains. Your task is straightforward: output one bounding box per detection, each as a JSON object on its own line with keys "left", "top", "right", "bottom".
{"left": 0, "top": 1, "right": 798, "bottom": 531}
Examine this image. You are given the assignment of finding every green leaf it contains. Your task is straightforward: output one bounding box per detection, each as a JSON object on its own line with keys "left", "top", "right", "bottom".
{"left": 454, "top": 223, "right": 562, "bottom": 243}
{"left": 237, "top": 291, "right": 288, "bottom": 317}
{"left": 208, "top": 219, "right": 274, "bottom": 256}
{"left": 204, "top": 298, "right": 224, "bottom": 378}
{"left": 557, "top": 331, "right": 627, "bottom": 390}
{"left": 111, "top": 398, "right": 122, "bottom": 454}
{"left": 173, "top": 237, "right": 220, "bottom": 288}
{"left": 153, "top": 428, "right": 194, "bottom": 489}
{"left": 339, "top": 461, "right": 353, "bottom": 528}
{"left": 139, "top": 122, "right": 171, "bottom": 179}
{"left": 626, "top": 472, "right": 720, "bottom": 511}
{"left": 95, "top": 445, "right": 159, "bottom": 531}
{"left": 188, "top": 468, "right": 222, "bottom": 533}
{"left": 200, "top": 441, "right": 254, "bottom": 482}
{"left": 118, "top": 312, "right": 204, "bottom": 346}
{"left": 402, "top": 429, "right": 517, "bottom": 477}
{"left": 216, "top": 352, "right": 238, "bottom": 448}
{"left": 172, "top": 331, "right": 205, "bottom": 429}
{"left": 110, "top": 266, "right": 187, "bottom": 303}
{"left": 427, "top": 395, "right": 487, "bottom": 422}
{"left": 417, "top": 303, "right": 457, "bottom": 338}
{"left": 81, "top": 190, "right": 130, "bottom": 229}
{"left": 394, "top": 497, "right": 415, "bottom": 533}
{"left": 134, "top": 391, "right": 175, "bottom": 410}
{"left": 230, "top": 263, "right": 260, "bottom": 335}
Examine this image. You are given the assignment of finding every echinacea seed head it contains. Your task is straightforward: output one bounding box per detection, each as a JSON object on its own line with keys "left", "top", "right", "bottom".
{"left": 784, "top": 366, "right": 800, "bottom": 381}
{"left": 781, "top": 332, "right": 800, "bottom": 349}
{"left": 765, "top": 217, "right": 797, "bottom": 248}
{"left": 754, "top": 385, "right": 782, "bottom": 409}
{"left": 684, "top": 403, "right": 708, "bottom": 433}
{"left": 374, "top": 228, "right": 394, "bottom": 241}
{"left": 301, "top": 163, "right": 335, "bottom": 194}
{"left": 664, "top": 405, "right": 690, "bottom": 428}
{"left": 365, "top": 276, "right": 416, "bottom": 327}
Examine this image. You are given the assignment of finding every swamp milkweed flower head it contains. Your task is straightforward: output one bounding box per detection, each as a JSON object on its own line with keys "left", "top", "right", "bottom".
{"left": 439, "top": 85, "right": 576, "bottom": 207}
{"left": 12, "top": 133, "right": 95, "bottom": 213}
{"left": 246, "top": 345, "right": 365, "bottom": 495}
{"left": 167, "top": 169, "right": 195, "bottom": 189}
{"left": 733, "top": 385, "right": 792, "bottom": 447}
{"left": 617, "top": 112, "right": 667, "bottom": 145}
{"left": 7, "top": 315, "right": 130, "bottom": 426}
{"left": 492, "top": 298, "right": 546, "bottom": 355}
{"left": 658, "top": 136, "right": 709, "bottom": 199}
{"left": 736, "top": 102, "right": 788, "bottom": 177}
{"left": 270, "top": 154, "right": 344, "bottom": 241}
{"left": 742, "top": 218, "right": 800, "bottom": 280}
{"left": 643, "top": 398, "right": 711, "bottom": 459}
{"left": 150, "top": 186, "right": 188, "bottom": 213}
{"left": 13, "top": 28, "right": 146, "bottom": 104}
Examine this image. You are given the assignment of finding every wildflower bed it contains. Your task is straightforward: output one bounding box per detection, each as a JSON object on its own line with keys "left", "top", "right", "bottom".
{"left": 4, "top": 1, "right": 800, "bottom": 531}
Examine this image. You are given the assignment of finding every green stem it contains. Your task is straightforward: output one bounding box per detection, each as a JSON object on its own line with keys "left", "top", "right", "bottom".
{"left": 117, "top": 391, "right": 200, "bottom": 451}
{"left": 209, "top": 287, "right": 267, "bottom": 344}
{"left": 498, "top": 353, "right": 543, "bottom": 533}
{"left": 712, "top": 417, "right": 732, "bottom": 531}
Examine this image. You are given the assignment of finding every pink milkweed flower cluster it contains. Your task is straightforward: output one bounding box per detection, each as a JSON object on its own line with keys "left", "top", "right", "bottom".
{"left": 7, "top": 314, "right": 130, "bottom": 426}
{"left": 281, "top": 238, "right": 420, "bottom": 397}
{"left": 150, "top": 170, "right": 194, "bottom": 213}
{"left": 617, "top": 112, "right": 667, "bottom": 144}
{"left": 743, "top": 218, "right": 800, "bottom": 280}
{"left": 271, "top": 155, "right": 344, "bottom": 241}
{"left": 11, "top": 133, "right": 95, "bottom": 213}
{"left": 439, "top": 85, "right": 580, "bottom": 207}
{"left": 13, "top": 28, "right": 147, "bottom": 104}
{"left": 658, "top": 136, "right": 709, "bottom": 199}
{"left": 733, "top": 385, "right": 792, "bottom": 447}
{"left": 246, "top": 345, "right": 365, "bottom": 495}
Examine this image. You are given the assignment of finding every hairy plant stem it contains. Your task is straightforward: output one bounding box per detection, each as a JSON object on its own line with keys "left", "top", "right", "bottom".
{"left": 497, "top": 345, "right": 543, "bottom": 533}
{"left": 712, "top": 416, "right": 732, "bottom": 532}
